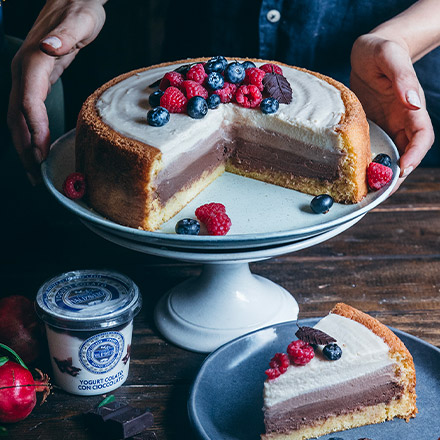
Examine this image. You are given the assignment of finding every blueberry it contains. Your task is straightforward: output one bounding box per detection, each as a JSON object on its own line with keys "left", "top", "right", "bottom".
{"left": 187, "top": 96, "right": 208, "bottom": 119}
{"left": 206, "top": 72, "right": 225, "bottom": 91}
{"left": 148, "top": 90, "right": 164, "bottom": 108}
{"left": 147, "top": 106, "right": 170, "bottom": 127}
{"left": 204, "top": 56, "right": 228, "bottom": 74}
{"left": 207, "top": 94, "right": 221, "bottom": 109}
{"left": 225, "top": 62, "right": 246, "bottom": 84}
{"left": 323, "top": 343, "right": 342, "bottom": 361}
{"left": 242, "top": 61, "right": 256, "bottom": 70}
{"left": 260, "top": 97, "right": 279, "bottom": 114}
{"left": 310, "top": 194, "right": 334, "bottom": 214}
{"left": 175, "top": 218, "right": 200, "bottom": 235}
{"left": 373, "top": 153, "right": 392, "bottom": 168}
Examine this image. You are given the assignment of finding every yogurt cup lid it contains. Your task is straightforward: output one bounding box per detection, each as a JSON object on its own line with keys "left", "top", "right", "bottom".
{"left": 36, "top": 270, "right": 142, "bottom": 330}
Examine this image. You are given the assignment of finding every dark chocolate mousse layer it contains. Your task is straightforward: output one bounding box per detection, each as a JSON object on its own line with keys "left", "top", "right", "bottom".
{"left": 264, "top": 367, "right": 403, "bottom": 435}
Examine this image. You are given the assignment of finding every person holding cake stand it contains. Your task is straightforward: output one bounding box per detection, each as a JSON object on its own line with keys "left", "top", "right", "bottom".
{"left": 3, "top": 0, "right": 439, "bottom": 186}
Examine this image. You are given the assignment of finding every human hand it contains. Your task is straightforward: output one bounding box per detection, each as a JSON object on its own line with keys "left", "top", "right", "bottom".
{"left": 350, "top": 34, "right": 435, "bottom": 190}
{"left": 7, "top": 0, "right": 107, "bottom": 184}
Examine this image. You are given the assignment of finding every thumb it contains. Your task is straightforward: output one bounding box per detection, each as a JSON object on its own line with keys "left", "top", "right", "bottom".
{"left": 39, "top": 8, "right": 105, "bottom": 57}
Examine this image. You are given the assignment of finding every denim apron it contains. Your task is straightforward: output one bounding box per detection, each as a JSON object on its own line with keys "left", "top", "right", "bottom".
{"left": 164, "top": 0, "right": 439, "bottom": 165}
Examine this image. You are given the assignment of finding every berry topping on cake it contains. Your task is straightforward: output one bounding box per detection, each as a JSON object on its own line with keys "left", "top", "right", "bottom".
{"left": 187, "top": 96, "right": 208, "bottom": 119}
{"left": 310, "top": 194, "right": 334, "bottom": 214}
{"left": 63, "top": 172, "right": 86, "bottom": 199}
{"left": 367, "top": 162, "right": 393, "bottom": 190}
{"left": 148, "top": 90, "right": 164, "bottom": 108}
{"left": 181, "top": 80, "right": 209, "bottom": 100}
{"left": 260, "top": 63, "right": 283, "bottom": 75}
{"left": 241, "top": 60, "right": 256, "bottom": 70}
{"left": 265, "top": 352, "right": 290, "bottom": 379}
{"left": 147, "top": 106, "right": 170, "bottom": 127}
{"left": 204, "top": 56, "right": 228, "bottom": 74}
{"left": 225, "top": 61, "right": 246, "bottom": 84}
{"left": 159, "top": 71, "right": 185, "bottom": 91}
{"left": 206, "top": 72, "right": 225, "bottom": 91}
{"left": 260, "top": 97, "right": 279, "bottom": 114}
{"left": 187, "top": 63, "right": 208, "bottom": 84}
{"left": 243, "top": 67, "right": 266, "bottom": 91}
{"left": 213, "top": 82, "right": 238, "bottom": 103}
{"left": 372, "top": 153, "right": 392, "bottom": 168}
{"left": 287, "top": 340, "right": 315, "bottom": 365}
{"left": 322, "top": 343, "right": 343, "bottom": 361}
{"left": 195, "top": 202, "right": 231, "bottom": 235}
{"left": 160, "top": 86, "right": 188, "bottom": 113}
{"left": 235, "top": 85, "right": 263, "bottom": 108}
{"left": 175, "top": 218, "right": 200, "bottom": 235}
{"left": 207, "top": 94, "right": 221, "bottom": 109}
{"left": 195, "top": 202, "right": 226, "bottom": 223}
{"left": 265, "top": 368, "right": 282, "bottom": 380}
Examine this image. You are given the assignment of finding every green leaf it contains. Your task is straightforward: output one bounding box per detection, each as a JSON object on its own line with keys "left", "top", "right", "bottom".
{"left": 0, "top": 357, "right": 9, "bottom": 367}
{"left": 98, "top": 394, "right": 115, "bottom": 408}
{"left": 0, "top": 426, "right": 7, "bottom": 437}
{"left": 0, "top": 343, "right": 28, "bottom": 370}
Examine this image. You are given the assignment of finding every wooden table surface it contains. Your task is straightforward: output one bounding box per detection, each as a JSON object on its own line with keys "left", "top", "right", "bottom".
{"left": 1, "top": 166, "right": 439, "bottom": 440}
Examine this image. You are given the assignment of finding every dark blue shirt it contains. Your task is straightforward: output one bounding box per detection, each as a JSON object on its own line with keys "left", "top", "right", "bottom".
{"left": 163, "top": 0, "right": 439, "bottom": 165}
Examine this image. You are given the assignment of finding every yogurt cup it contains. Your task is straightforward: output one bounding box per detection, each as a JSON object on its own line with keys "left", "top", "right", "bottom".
{"left": 36, "top": 269, "right": 142, "bottom": 396}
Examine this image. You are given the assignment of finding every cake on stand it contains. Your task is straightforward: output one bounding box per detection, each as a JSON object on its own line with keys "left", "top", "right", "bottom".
{"left": 42, "top": 122, "right": 399, "bottom": 353}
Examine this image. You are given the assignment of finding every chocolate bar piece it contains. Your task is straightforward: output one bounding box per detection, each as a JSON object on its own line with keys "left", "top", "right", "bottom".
{"left": 85, "top": 402, "right": 154, "bottom": 439}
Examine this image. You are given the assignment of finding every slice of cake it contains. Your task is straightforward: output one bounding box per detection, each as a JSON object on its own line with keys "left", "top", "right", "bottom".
{"left": 76, "top": 57, "right": 371, "bottom": 231}
{"left": 262, "top": 303, "right": 417, "bottom": 439}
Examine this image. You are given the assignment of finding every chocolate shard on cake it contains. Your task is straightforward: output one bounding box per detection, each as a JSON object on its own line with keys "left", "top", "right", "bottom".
{"left": 262, "top": 303, "right": 417, "bottom": 440}
{"left": 76, "top": 58, "right": 371, "bottom": 231}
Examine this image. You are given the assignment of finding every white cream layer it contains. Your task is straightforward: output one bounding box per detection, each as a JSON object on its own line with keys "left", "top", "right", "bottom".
{"left": 96, "top": 60, "right": 345, "bottom": 171}
{"left": 263, "top": 314, "right": 394, "bottom": 408}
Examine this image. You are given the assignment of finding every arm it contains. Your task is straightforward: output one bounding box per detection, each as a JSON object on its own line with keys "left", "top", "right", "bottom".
{"left": 350, "top": 0, "right": 440, "bottom": 186}
{"left": 7, "top": 0, "right": 107, "bottom": 184}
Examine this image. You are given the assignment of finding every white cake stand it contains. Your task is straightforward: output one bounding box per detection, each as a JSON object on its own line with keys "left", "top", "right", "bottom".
{"left": 42, "top": 123, "right": 399, "bottom": 352}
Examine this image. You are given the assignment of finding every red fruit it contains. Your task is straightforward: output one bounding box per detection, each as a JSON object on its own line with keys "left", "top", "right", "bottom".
{"left": 195, "top": 202, "right": 226, "bottom": 223}
{"left": 62, "top": 172, "right": 86, "bottom": 199}
{"left": 0, "top": 296, "right": 44, "bottom": 365}
{"left": 205, "top": 212, "right": 232, "bottom": 236}
{"left": 186, "top": 63, "right": 208, "bottom": 84}
{"left": 159, "top": 71, "right": 184, "bottom": 91}
{"left": 287, "top": 340, "right": 315, "bottom": 365}
{"left": 235, "top": 85, "right": 263, "bottom": 108}
{"left": 260, "top": 63, "right": 283, "bottom": 75}
{"left": 0, "top": 357, "right": 50, "bottom": 423}
{"left": 160, "top": 86, "right": 188, "bottom": 113}
{"left": 243, "top": 67, "right": 266, "bottom": 91}
{"left": 181, "top": 80, "right": 209, "bottom": 100}
{"left": 367, "top": 162, "right": 393, "bottom": 190}
{"left": 269, "top": 353, "right": 290, "bottom": 374}
{"left": 213, "top": 82, "right": 238, "bottom": 103}
{"left": 265, "top": 368, "right": 281, "bottom": 380}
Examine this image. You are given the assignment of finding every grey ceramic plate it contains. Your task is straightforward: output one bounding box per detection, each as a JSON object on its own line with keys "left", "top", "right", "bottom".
{"left": 188, "top": 319, "right": 440, "bottom": 440}
{"left": 42, "top": 122, "right": 399, "bottom": 250}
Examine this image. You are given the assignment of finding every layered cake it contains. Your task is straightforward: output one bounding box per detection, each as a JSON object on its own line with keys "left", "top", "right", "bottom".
{"left": 262, "top": 303, "right": 417, "bottom": 439}
{"left": 75, "top": 57, "right": 371, "bottom": 231}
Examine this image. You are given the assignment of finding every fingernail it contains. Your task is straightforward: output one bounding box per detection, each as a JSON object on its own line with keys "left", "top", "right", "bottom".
{"left": 33, "top": 147, "right": 43, "bottom": 164}
{"left": 41, "top": 36, "right": 62, "bottom": 49}
{"left": 401, "top": 165, "right": 414, "bottom": 178}
{"left": 406, "top": 90, "right": 421, "bottom": 109}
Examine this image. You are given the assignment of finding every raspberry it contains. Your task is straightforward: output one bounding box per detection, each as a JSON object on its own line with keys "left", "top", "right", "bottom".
{"left": 235, "top": 85, "right": 262, "bottom": 108}
{"left": 269, "top": 353, "right": 290, "bottom": 374}
{"left": 186, "top": 63, "right": 208, "bottom": 84}
{"left": 205, "top": 212, "right": 232, "bottom": 235}
{"left": 259, "top": 63, "right": 283, "bottom": 75}
{"left": 195, "top": 202, "right": 226, "bottom": 223}
{"left": 160, "top": 86, "right": 188, "bottom": 113}
{"left": 63, "top": 172, "right": 86, "bottom": 199}
{"left": 213, "top": 82, "right": 238, "bottom": 103}
{"left": 181, "top": 80, "right": 209, "bottom": 100}
{"left": 367, "top": 162, "right": 393, "bottom": 190}
{"left": 287, "top": 340, "right": 315, "bottom": 365}
{"left": 159, "top": 71, "right": 185, "bottom": 91}
{"left": 265, "top": 368, "right": 281, "bottom": 380}
{"left": 243, "top": 67, "right": 266, "bottom": 91}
